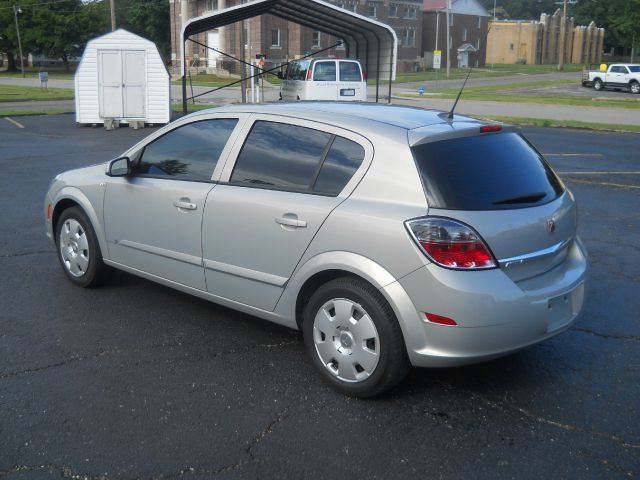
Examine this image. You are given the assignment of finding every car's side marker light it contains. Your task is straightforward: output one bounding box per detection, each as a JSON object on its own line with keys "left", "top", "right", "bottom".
{"left": 425, "top": 313, "right": 458, "bottom": 326}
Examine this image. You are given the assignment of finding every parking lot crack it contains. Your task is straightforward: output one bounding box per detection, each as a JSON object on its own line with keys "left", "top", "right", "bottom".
{"left": 246, "top": 408, "right": 290, "bottom": 460}
{"left": 0, "top": 464, "right": 110, "bottom": 479}
{"left": 471, "top": 392, "right": 640, "bottom": 450}
{"left": 573, "top": 327, "right": 640, "bottom": 342}
{"left": 0, "top": 349, "right": 118, "bottom": 380}
{"left": 0, "top": 249, "right": 54, "bottom": 259}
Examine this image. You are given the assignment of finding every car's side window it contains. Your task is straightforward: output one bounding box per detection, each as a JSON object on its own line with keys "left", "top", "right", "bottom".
{"left": 136, "top": 119, "right": 238, "bottom": 181}
{"left": 312, "top": 137, "right": 365, "bottom": 196}
{"left": 230, "top": 121, "right": 331, "bottom": 191}
{"left": 229, "top": 120, "right": 366, "bottom": 196}
{"left": 313, "top": 61, "right": 337, "bottom": 81}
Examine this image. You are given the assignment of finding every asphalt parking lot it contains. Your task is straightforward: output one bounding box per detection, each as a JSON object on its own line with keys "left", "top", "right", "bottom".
{"left": 1, "top": 114, "right": 638, "bottom": 479}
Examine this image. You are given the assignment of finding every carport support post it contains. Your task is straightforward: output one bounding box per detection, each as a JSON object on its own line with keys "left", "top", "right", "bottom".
{"left": 388, "top": 34, "right": 393, "bottom": 103}
{"left": 182, "top": 39, "right": 188, "bottom": 115}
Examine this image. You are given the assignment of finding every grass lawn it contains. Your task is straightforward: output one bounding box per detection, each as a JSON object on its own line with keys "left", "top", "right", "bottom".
{"left": 0, "top": 69, "right": 75, "bottom": 80}
{"left": 0, "top": 85, "right": 74, "bottom": 102}
{"left": 481, "top": 115, "right": 640, "bottom": 134}
{"left": 172, "top": 72, "right": 282, "bottom": 87}
{"left": 397, "top": 80, "right": 640, "bottom": 110}
{"left": 375, "top": 63, "right": 584, "bottom": 85}
{"left": 171, "top": 103, "right": 218, "bottom": 113}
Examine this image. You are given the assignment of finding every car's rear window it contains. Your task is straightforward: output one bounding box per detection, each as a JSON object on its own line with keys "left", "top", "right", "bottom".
{"left": 339, "top": 62, "right": 362, "bottom": 81}
{"left": 411, "top": 132, "right": 564, "bottom": 210}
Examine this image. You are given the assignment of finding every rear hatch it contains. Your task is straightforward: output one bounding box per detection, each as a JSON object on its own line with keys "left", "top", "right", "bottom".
{"left": 411, "top": 129, "right": 576, "bottom": 282}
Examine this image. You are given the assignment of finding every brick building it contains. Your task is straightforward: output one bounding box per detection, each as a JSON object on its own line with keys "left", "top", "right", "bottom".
{"left": 421, "top": 0, "right": 489, "bottom": 69}
{"left": 170, "top": 0, "right": 424, "bottom": 74}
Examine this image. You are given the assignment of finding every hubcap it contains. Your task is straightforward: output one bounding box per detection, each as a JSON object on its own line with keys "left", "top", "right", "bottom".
{"left": 59, "top": 218, "right": 90, "bottom": 278}
{"left": 632, "top": 83, "right": 640, "bottom": 94}
{"left": 312, "top": 298, "right": 380, "bottom": 383}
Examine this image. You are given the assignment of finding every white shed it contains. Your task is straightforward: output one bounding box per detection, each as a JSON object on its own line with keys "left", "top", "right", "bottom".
{"left": 75, "top": 29, "right": 170, "bottom": 125}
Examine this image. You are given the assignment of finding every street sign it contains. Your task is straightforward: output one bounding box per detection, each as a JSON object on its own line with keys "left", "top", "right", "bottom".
{"left": 433, "top": 50, "right": 441, "bottom": 70}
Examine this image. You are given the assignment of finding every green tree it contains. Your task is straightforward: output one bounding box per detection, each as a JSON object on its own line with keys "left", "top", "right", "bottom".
{"left": 0, "top": 0, "right": 36, "bottom": 71}
{"left": 115, "top": 0, "right": 170, "bottom": 58}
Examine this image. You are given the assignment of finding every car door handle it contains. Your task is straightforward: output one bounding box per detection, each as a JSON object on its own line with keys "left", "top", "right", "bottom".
{"left": 275, "top": 216, "right": 307, "bottom": 228}
{"left": 173, "top": 199, "right": 197, "bottom": 210}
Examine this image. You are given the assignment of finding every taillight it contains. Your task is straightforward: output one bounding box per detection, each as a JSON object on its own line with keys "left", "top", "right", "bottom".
{"left": 480, "top": 124, "right": 502, "bottom": 133}
{"left": 405, "top": 217, "right": 496, "bottom": 270}
{"left": 306, "top": 68, "right": 313, "bottom": 81}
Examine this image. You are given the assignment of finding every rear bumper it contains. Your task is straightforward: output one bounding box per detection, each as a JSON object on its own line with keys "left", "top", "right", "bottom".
{"left": 383, "top": 237, "right": 588, "bottom": 368}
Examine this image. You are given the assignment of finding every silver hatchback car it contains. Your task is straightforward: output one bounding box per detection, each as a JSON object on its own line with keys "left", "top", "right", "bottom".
{"left": 45, "top": 103, "right": 587, "bottom": 397}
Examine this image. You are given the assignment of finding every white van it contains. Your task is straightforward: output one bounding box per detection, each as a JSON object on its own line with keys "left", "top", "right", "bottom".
{"left": 279, "top": 59, "right": 367, "bottom": 101}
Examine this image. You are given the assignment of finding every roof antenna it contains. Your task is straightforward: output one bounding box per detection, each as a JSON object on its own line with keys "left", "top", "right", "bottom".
{"left": 447, "top": 67, "right": 473, "bottom": 119}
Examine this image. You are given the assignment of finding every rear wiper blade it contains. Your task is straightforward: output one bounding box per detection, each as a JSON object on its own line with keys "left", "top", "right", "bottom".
{"left": 493, "top": 192, "right": 547, "bottom": 205}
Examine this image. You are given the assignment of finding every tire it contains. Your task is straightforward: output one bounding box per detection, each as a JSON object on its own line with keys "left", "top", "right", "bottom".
{"left": 631, "top": 81, "right": 640, "bottom": 95}
{"left": 593, "top": 79, "right": 603, "bottom": 91}
{"left": 302, "top": 277, "right": 410, "bottom": 398}
{"left": 55, "top": 206, "right": 109, "bottom": 288}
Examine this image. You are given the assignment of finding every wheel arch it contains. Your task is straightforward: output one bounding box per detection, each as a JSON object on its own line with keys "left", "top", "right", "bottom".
{"left": 52, "top": 187, "right": 108, "bottom": 260}
{"left": 277, "top": 251, "right": 408, "bottom": 330}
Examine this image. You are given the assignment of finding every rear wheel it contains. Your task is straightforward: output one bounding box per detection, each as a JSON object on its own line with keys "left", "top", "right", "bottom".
{"left": 55, "top": 207, "right": 109, "bottom": 288}
{"left": 302, "top": 277, "right": 410, "bottom": 397}
{"left": 631, "top": 81, "right": 640, "bottom": 94}
{"left": 593, "top": 78, "right": 603, "bottom": 91}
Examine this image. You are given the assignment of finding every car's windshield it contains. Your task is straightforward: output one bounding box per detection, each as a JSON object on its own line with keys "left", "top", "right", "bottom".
{"left": 628, "top": 65, "right": 640, "bottom": 73}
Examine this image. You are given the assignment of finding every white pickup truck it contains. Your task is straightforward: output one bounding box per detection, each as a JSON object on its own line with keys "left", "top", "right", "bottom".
{"left": 582, "top": 64, "right": 640, "bottom": 94}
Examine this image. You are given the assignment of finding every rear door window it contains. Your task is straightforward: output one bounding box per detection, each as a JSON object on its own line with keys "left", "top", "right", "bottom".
{"left": 313, "top": 137, "right": 365, "bottom": 195}
{"left": 313, "top": 61, "right": 337, "bottom": 81}
{"left": 411, "top": 132, "right": 564, "bottom": 210}
{"left": 339, "top": 62, "right": 362, "bottom": 81}
{"left": 136, "top": 119, "right": 238, "bottom": 181}
{"left": 230, "top": 121, "right": 331, "bottom": 191}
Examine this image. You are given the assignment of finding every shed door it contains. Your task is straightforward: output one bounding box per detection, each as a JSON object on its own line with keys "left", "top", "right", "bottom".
{"left": 98, "top": 50, "right": 146, "bottom": 119}
{"left": 122, "top": 50, "right": 145, "bottom": 118}
{"left": 99, "top": 51, "right": 123, "bottom": 118}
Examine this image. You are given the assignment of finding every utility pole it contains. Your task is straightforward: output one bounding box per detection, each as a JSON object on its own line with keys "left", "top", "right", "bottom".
{"left": 110, "top": 0, "right": 116, "bottom": 31}
{"left": 446, "top": 0, "right": 451, "bottom": 78}
{"left": 13, "top": 5, "right": 24, "bottom": 78}
{"left": 558, "top": 0, "right": 567, "bottom": 71}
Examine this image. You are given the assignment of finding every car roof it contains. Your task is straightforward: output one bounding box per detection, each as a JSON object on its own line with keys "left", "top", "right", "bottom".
{"left": 192, "top": 102, "right": 483, "bottom": 131}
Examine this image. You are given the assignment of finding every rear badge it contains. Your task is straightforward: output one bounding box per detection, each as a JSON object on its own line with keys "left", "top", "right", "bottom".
{"left": 547, "top": 218, "right": 556, "bottom": 233}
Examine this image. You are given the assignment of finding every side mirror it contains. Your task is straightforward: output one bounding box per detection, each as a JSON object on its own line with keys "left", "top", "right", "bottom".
{"left": 277, "top": 71, "right": 283, "bottom": 79}
{"left": 107, "top": 156, "right": 131, "bottom": 177}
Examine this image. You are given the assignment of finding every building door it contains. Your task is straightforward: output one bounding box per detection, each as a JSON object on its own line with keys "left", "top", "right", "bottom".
{"left": 459, "top": 51, "right": 469, "bottom": 68}
{"left": 98, "top": 50, "right": 146, "bottom": 119}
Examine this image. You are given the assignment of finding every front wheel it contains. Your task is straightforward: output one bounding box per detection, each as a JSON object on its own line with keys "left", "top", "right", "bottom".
{"left": 630, "top": 81, "right": 640, "bottom": 94}
{"left": 55, "top": 207, "right": 109, "bottom": 288}
{"left": 593, "top": 79, "right": 603, "bottom": 91}
{"left": 302, "top": 277, "right": 410, "bottom": 397}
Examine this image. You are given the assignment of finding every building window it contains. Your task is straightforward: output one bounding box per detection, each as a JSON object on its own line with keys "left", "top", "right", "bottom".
{"left": 510, "top": 43, "right": 514, "bottom": 51}
{"left": 476, "top": 38, "right": 481, "bottom": 49}
{"left": 389, "top": 3, "right": 398, "bottom": 17}
{"left": 477, "top": 16, "right": 481, "bottom": 28}
{"left": 448, "top": 13, "right": 454, "bottom": 26}
{"left": 205, "top": 0, "right": 218, "bottom": 12}
{"left": 271, "top": 29, "right": 281, "bottom": 47}
{"left": 462, "top": 28, "right": 467, "bottom": 41}
{"left": 401, "top": 29, "right": 415, "bottom": 47}
{"left": 312, "top": 31, "right": 321, "bottom": 48}
{"left": 404, "top": 6, "right": 416, "bottom": 19}
{"left": 349, "top": 3, "right": 356, "bottom": 12}
{"left": 368, "top": 2, "right": 377, "bottom": 17}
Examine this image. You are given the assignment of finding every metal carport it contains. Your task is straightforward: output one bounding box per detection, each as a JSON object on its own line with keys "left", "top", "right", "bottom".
{"left": 180, "top": 0, "right": 397, "bottom": 112}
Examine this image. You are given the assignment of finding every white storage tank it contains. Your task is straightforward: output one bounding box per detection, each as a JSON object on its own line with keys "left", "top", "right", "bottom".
{"left": 75, "top": 29, "right": 170, "bottom": 125}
